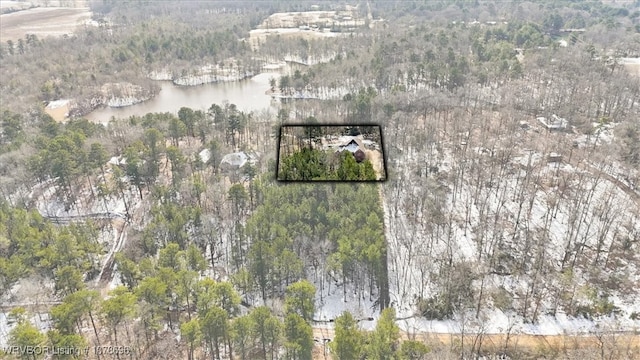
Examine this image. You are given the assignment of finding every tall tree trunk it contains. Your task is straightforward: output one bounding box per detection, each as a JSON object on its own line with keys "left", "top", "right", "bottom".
{"left": 89, "top": 311, "right": 102, "bottom": 360}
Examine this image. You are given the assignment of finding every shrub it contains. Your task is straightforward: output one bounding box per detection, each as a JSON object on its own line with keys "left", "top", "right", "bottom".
{"left": 417, "top": 294, "right": 454, "bottom": 320}
{"left": 491, "top": 287, "right": 514, "bottom": 311}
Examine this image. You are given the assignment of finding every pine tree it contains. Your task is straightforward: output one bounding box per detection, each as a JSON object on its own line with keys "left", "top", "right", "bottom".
{"left": 100, "top": 286, "right": 136, "bottom": 351}
{"left": 180, "top": 319, "right": 201, "bottom": 360}
{"left": 284, "top": 313, "right": 313, "bottom": 360}
{"left": 9, "top": 319, "right": 47, "bottom": 360}
{"left": 284, "top": 280, "right": 316, "bottom": 322}
{"left": 249, "top": 306, "right": 281, "bottom": 360}
{"left": 330, "top": 312, "right": 364, "bottom": 360}
{"left": 231, "top": 315, "right": 252, "bottom": 360}
{"left": 200, "top": 306, "right": 229, "bottom": 360}
{"left": 367, "top": 308, "right": 400, "bottom": 360}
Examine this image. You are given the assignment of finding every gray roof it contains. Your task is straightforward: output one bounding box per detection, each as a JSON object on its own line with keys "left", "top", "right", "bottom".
{"left": 220, "top": 152, "right": 250, "bottom": 168}
{"left": 337, "top": 137, "right": 365, "bottom": 153}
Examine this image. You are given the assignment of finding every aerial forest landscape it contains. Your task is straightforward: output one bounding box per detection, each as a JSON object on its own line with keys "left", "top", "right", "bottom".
{"left": 1, "top": 0, "right": 640, "bottom": 359}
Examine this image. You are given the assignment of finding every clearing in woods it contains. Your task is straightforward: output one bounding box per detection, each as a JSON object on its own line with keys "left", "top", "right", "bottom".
{"left": 0, "top": 6, "right": 92, "bottom": 42}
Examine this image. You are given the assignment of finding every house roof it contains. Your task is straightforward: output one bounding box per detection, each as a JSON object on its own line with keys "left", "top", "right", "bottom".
{"left": 336, "top": 137, "right": 365, "bottom": 153}
{"left": 538, "top": 115, "right": 568, "bottom": 129}
{"left": 220, "top": 152, "right": 250, "bottom": 168}
{"left": 339, "top": 137, "right": 364, "bottom": 149}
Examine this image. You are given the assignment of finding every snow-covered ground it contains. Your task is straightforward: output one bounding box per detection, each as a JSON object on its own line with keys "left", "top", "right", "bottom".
{"left": 45, "top": 99, "right": 70, "bottom": 109}
{"left": 381, "top": 132, "right": 640, "bottom": 335}
{"left": 0, "top": 313, "right": 51, "bottom": 348}
{"left": 34, "top": 183, "right": 130, "bottom": 219}
{"left": 314, "top": 279, "right": 378, "bottom": 327}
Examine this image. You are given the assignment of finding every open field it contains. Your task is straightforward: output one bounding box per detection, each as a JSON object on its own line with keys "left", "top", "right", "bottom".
{"left": 0, "top": 6, "right": 91, "bottom": 42}
{"left": 248, "top": 9, "right": 367, "bottom": 50}
{"left": 621, "top": 58, "right": 640, "bottom": 77}
{"left": 44, "top": 99, "right": 71, "bottom": 122}
{"left": 257, "top": 10, "right": 364, "bottom": 29}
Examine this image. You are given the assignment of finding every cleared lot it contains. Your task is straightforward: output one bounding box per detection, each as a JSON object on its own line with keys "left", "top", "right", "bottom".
{"left": 0, "top": 6, "right": 92, "bottom": 42}
{"left": 621, "top": 58, "right": 640, "bottom": 77}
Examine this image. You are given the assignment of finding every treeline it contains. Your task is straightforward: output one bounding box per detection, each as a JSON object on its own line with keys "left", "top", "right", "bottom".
{"left": 370, "top": 0, "right": 637, "bottom": 28}
{"left": 331, "top": 308, "right": 432, "bottom": 360}
{"left": 299, "top": 2, "right": 639, "bottom": 96}
{"left": 0, "top": 200, "right": 102, "bottom": 297}
{"left": 7, "top": 268, "right": 317, "bottom": 360}
{"left": 27, "top": 118, "right": 107, "bottom": 209}
{"left": 307, "top": 22, "right": 528, "bottom": 95}
{"left": 244, "top": 181, "right": 389, "bottom": 309}
{"left": 278, "top": 148, "right": 377, "bottom": 181}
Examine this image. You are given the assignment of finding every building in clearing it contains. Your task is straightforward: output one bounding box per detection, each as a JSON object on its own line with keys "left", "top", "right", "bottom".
{"left": 336, "top": 137, "right": 368, "bottom": 163}
{"left": 336, "top": 137, "right": 365, "bottom": 154}
{"left": 219, "top": 152, "right": 256, "bottom": 171}
{"left": 537, "top": 114, "right": 568, "bottom": 131}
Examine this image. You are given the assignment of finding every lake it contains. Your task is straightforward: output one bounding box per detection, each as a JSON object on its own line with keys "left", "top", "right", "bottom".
{"left": 86, "top": 72, "right": 283, "bottom": 124}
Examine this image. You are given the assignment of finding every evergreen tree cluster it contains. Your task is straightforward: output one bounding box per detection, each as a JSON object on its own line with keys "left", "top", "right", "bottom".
{"left": 331, "top": 308, "right": 431, "bottom": 360}
{"left": 245, "top": 181, "right": 389, "bottom": 309}
{"left": 279, "top": 148, "right": 377, "bottom": 181}
{"left": 0, "top": 200, "right": 102, "bottom": 296}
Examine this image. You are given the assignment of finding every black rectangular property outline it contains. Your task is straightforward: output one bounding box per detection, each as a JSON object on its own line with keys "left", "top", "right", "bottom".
{"left": 275, "top": 123, "right": 388, "bottom": 183}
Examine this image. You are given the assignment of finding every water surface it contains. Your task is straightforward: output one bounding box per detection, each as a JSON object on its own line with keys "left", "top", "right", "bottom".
{"left": 87, "top": 72, "right": 282, "bottom": 124}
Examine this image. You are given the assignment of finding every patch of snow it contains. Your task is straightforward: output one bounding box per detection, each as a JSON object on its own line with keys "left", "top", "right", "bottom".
{"left": 199, "top": 149, "right": 211, "bottom": 164}
{"left": 619, "top": 57, "right": 640, "bottom": 65}
{"left": 108, "top": 156, "right": 122, "bottom": 165}
{"left": 0, "top": 313, "right": 51, "bottom": 348}
{"left": 45, "top": 99, "right": 70, "bottom": 109}
{"left": 263, "top": 62, "right": 287, "bottom": 70}
{"left": 148, "top": 69, "right": 173, "bottom": 81}
{"left": 382, "top": 127, "right": 640, "bottom": 335}
{"left": 173, "top": 72, "right": 255, "bottom": 86}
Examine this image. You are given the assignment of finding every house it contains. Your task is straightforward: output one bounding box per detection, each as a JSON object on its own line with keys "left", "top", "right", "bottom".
{"left": 219, "top": 152, "right": 255, "bottom": 171}
{"left": 337, "top": 137, "right": 365, "bottom": 153}
{"left": 537, "top": 114, "right": 568, "bottom": 131}
{"left": 336, "top": 137, "right": 367, "bottom": 163}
